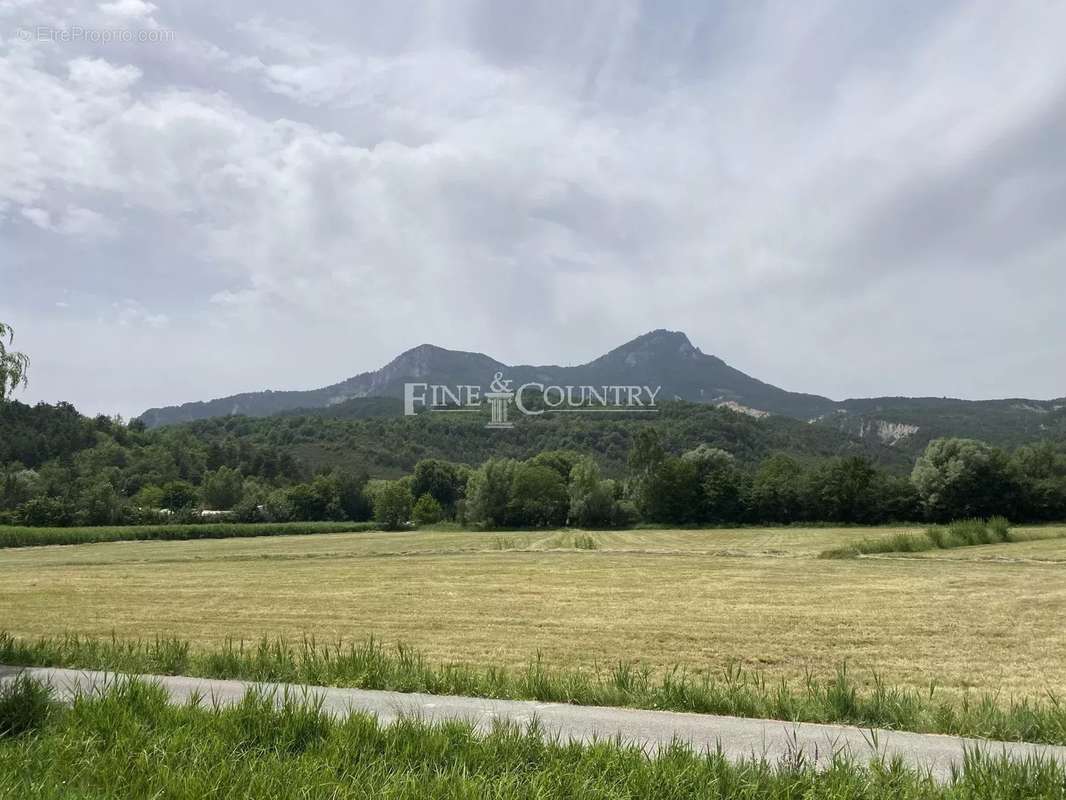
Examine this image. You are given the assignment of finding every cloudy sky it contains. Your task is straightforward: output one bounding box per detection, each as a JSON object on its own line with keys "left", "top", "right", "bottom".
{"left": 2, "top": 0, "right": 1064, "bottom": 418}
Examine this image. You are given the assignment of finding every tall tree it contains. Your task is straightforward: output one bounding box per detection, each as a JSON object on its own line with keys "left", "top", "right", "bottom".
{"left": 411, "top": 459, "right": 465, "bottom": 513}
{"left": 466, "top": 458, "right": 518, "bottom": 527}
{"left": 751, "top": 454, "right": 805, "bottom": 522}
{"left": 912, "top": 438, "right": 1020, "bottom": 521}
{"left": 0, "top": 323, "right": 30, "bottom": 400}
{"left": 681, "top": 445, "right": 748, "bottom": 523}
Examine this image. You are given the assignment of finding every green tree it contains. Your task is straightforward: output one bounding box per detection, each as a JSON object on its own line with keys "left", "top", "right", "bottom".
{"left": 642, "top": 457, "right": 702, "bottom": 524}
{"left": 411, "top": 493, "right": 444, "bottom": 525}
{"left": 200, "top": 466, "right": 244, "bottom": 509}
{"left": 870, "top": 472, "right": 921, "bottom": 523}
{"left": 681, "top": 445, "right": 747, "bottom": 523}
{"left": 628, "top": 428, "right": 665, "bottom": 476}
{"left": 1011, "top": 443, "right": 1066, "bottom": 521}
{"left": 373, "top": 480, "right": 414, "bottom": 530}
{"left": 912, "top": 438, "right": 1020, "bottom": 521}
{"left": 0, "top": 323, "right": 29, "bottom": 401}
{"left": 411, "top": 459, "right": 464, "bottom": 514}
{"left": 231, "top": 478, "right": 269, "bottom": 522}
{"left": 131, "top": 484, "right": 165, "bottom": 509}
{"left": 287, "top": 484, "right": 323, "bottom": 521}
{"left": 808, "top": 457, "right": 878, "bottom": 524}
{"left": 159, "top": 480, "right": 199, "bottom": 510}
{"left": 750, "top": 454, "right": 805, "bottom": 522}
{"left": 77, "top": 480, "right": 125, "bottom": 526}
{"left": 529, "top": 450, "right": 583, "bottom": 483}
{"left": 334, "top": 470, "right": 372, "bottom": 521}
{"left": 506, "top": 463, "right": 568, "bottom": 527}
{"left": 627, "top": 428, "right": 666, "bottom": 517}
{"left": 466, "top": 458, "right": 518, "bottom": 527}
{"left": 0, "top": 464, "right": 37, "bottom": 511}
{"left": 568, "top": 457, "right": 625, "bottom": 528}
{"left": 18, "top": 496, "right": 73, "bottom": 527}
{"left": 264, "top": 488, "right": 295, "bottom": 522}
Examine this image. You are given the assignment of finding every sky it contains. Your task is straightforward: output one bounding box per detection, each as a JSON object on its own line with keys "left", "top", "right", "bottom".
{"left": 1, "top": 0, "right": 1065, "bottom": 419}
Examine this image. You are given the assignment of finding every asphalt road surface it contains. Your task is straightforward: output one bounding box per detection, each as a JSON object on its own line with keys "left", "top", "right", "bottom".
{"left": 3, "top": 665, "right": 1065, "bottom": 781}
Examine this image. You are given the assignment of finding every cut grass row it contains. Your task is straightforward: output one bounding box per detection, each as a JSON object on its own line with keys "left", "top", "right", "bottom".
{"left": 3, "top": 633, "right": 1065, "bottom": 746}
{"left": 2, "top": 676, "right": 1065, "bottom": 799}
{"left": 0, "top": 521, "right": 379, "bottom": 548}
{"left": 820, "top": 518, "right": 1024, "bottom": 558}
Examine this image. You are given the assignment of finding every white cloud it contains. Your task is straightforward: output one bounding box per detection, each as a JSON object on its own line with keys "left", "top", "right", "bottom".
{"left": 18, "top": 204, "right": 114, "bottom": 238}
{"left": 67, "top": 56, "right": 141, "bottom": 91}
{"left": 112, "top": 299, "right": 168, "bottom": 328}
{"left": 98, "top": 0, "right": 156, "bottom": 18}
{"left": 20, "top": 206, "right": 51, "bottom": 228}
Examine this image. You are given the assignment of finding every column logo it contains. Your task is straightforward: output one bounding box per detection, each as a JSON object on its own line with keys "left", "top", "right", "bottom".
{"left": 404, "top": 373, "right": 661, "bottom": 430}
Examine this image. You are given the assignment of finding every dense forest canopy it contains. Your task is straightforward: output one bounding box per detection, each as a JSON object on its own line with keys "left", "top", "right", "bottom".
{"left": 2, "top": 397, "right": 1065, "bottom": 528}
{"left": 182, "top": 398, "right": 918, "bottom": 477}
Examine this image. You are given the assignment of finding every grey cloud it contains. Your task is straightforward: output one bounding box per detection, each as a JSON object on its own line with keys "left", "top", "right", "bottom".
{"left": 835, "top": 86, "right": 1066, "bottom": 272}
{"left": 1, "top": 0, "right": 1065, "bottom": 418}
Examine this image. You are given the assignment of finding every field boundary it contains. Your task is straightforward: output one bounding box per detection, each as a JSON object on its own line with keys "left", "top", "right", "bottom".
{"left": 0, "top": 521, "right": 381, "bottom": 548}
{"left": 4, "top": 633, "right": 1066, "bottom": 746}
{"left": 5, "top": 665, "right": 1066, "bottom": 782}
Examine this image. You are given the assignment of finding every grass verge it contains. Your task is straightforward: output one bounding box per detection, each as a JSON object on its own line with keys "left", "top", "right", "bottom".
{"left": 820, "top": 518, "right": 1023, "bottom": 558}
{"left": 0, "top": 521, "right": 380, "bottom": 548}
{"left": 2, "top": 676, "right": 1065, "bottom": 799}
{"left": 3, "top": 633, "right": 1065, "bottom": 746}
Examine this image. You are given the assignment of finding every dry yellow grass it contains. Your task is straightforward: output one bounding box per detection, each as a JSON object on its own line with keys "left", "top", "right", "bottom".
{"left": 1, "top": 526, "right": 1064, "bottom": 697}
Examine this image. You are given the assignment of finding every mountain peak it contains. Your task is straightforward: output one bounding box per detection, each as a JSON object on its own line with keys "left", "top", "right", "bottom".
{"left": 632, "top": 329, "right": 693, "bottom": 348}
{"left": 136, "top": 329, "right": 837, "bottom": 426}
{"left": 379, "top": 343, "right": 502, "bottom": 380}
{"left": 392, "top": 343, "right": 449, "bottom": 361}
{"left": 598, "top": 329, "right": 699, "bottom": 367}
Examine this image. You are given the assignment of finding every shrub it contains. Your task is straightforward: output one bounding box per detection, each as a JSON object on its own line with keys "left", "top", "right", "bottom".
{"left": 17, "top": 496, "right": 74, "bottom": 527}
{"left": 411, "top": 493, "right": 444, "bottom": 525}
{"left": 988, "top": 515, "right": 1012, "bottom": 541}
{"left": 373, "top": 481, "right": 414, "bottom": 530}
{"left": 821, "top": 518, "right": 1018, "bottom": 559}
{"left": 0, "top": 674, "right": 55, "bottom": 737}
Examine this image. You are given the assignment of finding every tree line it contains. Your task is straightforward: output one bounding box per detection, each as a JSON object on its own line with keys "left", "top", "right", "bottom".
{"left": 4, "top": 397, "right": 1063, "bottom": 528}
{"left": 1, "top": 310, "right": 1063, "bottom": 532}
{"left": 364, "top": 432, "right": 1066, "bottom": 529}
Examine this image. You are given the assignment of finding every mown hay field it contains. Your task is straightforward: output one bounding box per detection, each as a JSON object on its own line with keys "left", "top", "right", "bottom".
{"left": 2, "top": 526, "right": 1064, "bottom": 697}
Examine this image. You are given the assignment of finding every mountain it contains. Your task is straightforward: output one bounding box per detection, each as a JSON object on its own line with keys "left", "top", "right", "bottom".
{"left": 137, "top": 330, "right": 1065, "bottom": 455}
{"left": 137, "top": 330, "right": 838, "bottom": 427}
{"left": 136, "top": 344, "right": 504, "bottom": 427}
{"left": 816, "top": 397, "right": 1066, "bottom": 452}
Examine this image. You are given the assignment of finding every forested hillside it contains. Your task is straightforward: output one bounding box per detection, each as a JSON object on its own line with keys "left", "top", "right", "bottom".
{"left": 184, "top": 399, "right": 914, "bottom": 477}
{"left": 819, "top": 399, "right": 1066, "bottom": 454}
{"left": 4, "top": 397, "right": 1066, "bottom": 528}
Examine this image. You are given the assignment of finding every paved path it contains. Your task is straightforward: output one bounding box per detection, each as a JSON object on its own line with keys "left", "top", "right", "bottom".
{"left": 3, "top": 665, "right": 1065, "bottom": 781}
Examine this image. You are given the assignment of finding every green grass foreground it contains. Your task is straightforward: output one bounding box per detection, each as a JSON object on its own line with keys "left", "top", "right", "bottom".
{"left": 3, "top": 633, "right": 1065, "bottom": 747}
{"left": 2, "top": 677, "right": 1065, "bottom": 799}
{"left": 0, "top": 521, "right": 380, "bottom": 548}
